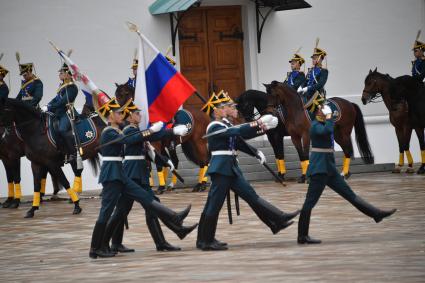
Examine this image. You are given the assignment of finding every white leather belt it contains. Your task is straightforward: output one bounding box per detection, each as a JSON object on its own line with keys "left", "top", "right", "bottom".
{"left": 311, "top": 147, "right": 334, "bottom": 153}
{"left": 124, "top": 155, "right": 145, "bottom": 160}
{"left": 211, "top": 150, "right": 238, "bottom": 156}
{"left": 101, "top": 156, "right": 123, "bottom": 161}
{"left": 22, "top": 96, "right": 33, "bottom": 100}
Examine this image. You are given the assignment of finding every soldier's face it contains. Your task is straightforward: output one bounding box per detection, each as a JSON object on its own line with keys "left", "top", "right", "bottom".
{"left": 128, "top": 111, "right": 141, "bottom": 124}
{"left": 111, "top": 111, "right": 124, "bottom": 124}
{"left": 414, "top": 49, "right": 424, "bottom": 58}
{"left": 22, "top": 71, "right": 30, "bottom": 80}
{"left": 59, "top": 71, "right": 66, "bottom": 81}
{"left": 312, "top": 56, "right": 321, "bottom": 66}
{"left": 224, "top": 104, "right": 238, "bottom": 119}
{"left": 132, "top": 68, "right": 137, "bottom": 77}
{"left": 291, "top": 61, "right": 300, "bottom": 70}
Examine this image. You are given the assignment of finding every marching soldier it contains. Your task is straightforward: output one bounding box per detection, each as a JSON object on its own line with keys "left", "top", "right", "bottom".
{"left": 15, "top": 53, "right": 43, "bottom": 108}
{"left": 411, "top": 30, "right": 425, "bottom": 83}
{"left": 298, "top": 38, "right": 328, "bottom": 103}
{"left": 196, "top": 92, "right": 299, "bottom": 251}
{"left": 284, "top": 48, "right": 306, "bottom": 91}
{"left": 89, "top": 95, "right": 197, "bottom": 259}
{"left": 105, "top": 100, "right": 191, "bottom": 253}
{"left": 42, "top": 63, "right": 79, "bottom": 154}
{"left": 0, "top": 63, "right": 9, "bottom": 99}
{"left": 297, "top": 105, "right": 396, "bottom": 244}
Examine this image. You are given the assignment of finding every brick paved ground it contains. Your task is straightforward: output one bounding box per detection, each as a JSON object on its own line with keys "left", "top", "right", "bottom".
{"left": 0, "top": 173, "right": 424, "bottom": 282}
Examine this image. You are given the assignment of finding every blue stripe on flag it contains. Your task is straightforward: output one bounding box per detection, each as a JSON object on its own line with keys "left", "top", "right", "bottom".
{"left": 145, "top": 53, "right": 176, "bottom": 106}
{"left": 82, "top": 90, "right": 93, "bottom": 106}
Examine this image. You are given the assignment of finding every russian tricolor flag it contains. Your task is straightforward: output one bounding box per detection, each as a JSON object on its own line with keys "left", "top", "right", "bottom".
{"left": 134, "top": 32, "right": 195, "bottom": 129}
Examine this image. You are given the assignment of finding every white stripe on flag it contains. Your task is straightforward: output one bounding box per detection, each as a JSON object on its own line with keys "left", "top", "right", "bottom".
{"left": 135, "top": 38, "right": 149, "bottom": 130}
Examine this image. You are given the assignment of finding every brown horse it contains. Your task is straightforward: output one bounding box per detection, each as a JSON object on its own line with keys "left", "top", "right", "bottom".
{"left": 361, "top": 69, "right": 425, "bottom": 174}
{"left": 114, "top": 83, "right": 211, "bottom": 192}
{"left": 264, "top": 81, "right": 374, "bottom": 182}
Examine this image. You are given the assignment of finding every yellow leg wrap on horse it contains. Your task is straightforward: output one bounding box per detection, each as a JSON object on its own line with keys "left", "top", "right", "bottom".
{"left": 275, "top": 159, "right": 281, "bottom": 173}
{"left": 14, "top": 183, "right": 22, "bottom": 199}
{"left": 398, "top": 152, "right": 404, "bottom": 166}
{"left": 66, "top": 188, "right": 79, "bottom": 202}
{"left": 342, "top": 157, "right": 351, "bottom": 175}
{"left": 8, "top": 183, "right": 14, "bottom": 198}
{"left": 32, "top": 192, "right": 41, "bottom": 207}
{"left": 163, "top": 167, "right": 169, "bottom": 182}
{"left": 202, "top": 166, "right": 208, "bottom": 182}
{"left": 171, "top": 174, "right": 177, "bottom": 185}
{"left": 72, "top": 176, "right": 82, "bottom": 193}
{"left": 421, "top": 150, "right": 425, "bottom": 164}
{"left": 405, "top": 150, "right": 413, "bottom": 166}
{"left": 278, "top": 159, "right": 286, "bottom": 174}
{"left": 198, "top": 166, "right": 207, "bottom": 183}
{"left": 301, "top": 160, "right": 309, "bottom": 175}
{"left": 40, "top": 178, "right": 47, "bottom": 194}
{"left": 149, "top": 173, "right": 154, "bottom": 187}
{"left": 157, "top": 170, "right": 165, "bottom": 186}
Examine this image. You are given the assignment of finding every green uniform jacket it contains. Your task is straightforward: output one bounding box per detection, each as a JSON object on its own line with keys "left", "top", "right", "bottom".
{"left": 206, "top": 118, "right": 262, "bottom": 177}
{"left": 0, "top": 82, "right": 9, "bottom": 99}
{"left": 16, "top": 77, "right": 43, "bottom": 108}
{"left": 306, "top": 119, "right": 339, "bottom": 177}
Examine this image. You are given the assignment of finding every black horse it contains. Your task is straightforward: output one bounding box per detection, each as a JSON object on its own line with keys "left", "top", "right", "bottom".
{"left": 362, "top": 69, "right": 425, "bottom": 174}
{"left": 0, "top": 98, "right": 101, "bottom": 217}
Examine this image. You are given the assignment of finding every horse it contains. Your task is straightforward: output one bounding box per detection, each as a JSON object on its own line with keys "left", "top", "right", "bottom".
{"left": 236, "top": 90, "right": 289, "bottom": 180}
{"left": 257, "top": 81, "right": 373, "bottom": 183}
{"left": 114, "top": 83, "right": 211, "bottom": 192}
{"left": 0, "top": 98, "right": 102, "bottom": 218}
{"left": 361, "top": 69, "right": 425, "bottom": 174}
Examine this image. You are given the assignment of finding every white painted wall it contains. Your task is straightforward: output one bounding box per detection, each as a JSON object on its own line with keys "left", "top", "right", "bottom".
{"left": 0, "top": 0, "right": 424, "bottom": 196}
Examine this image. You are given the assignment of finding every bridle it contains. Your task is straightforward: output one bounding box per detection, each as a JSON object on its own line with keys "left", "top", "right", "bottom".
{"left": 362, "top": 79, "right": 383, "bottom": 103}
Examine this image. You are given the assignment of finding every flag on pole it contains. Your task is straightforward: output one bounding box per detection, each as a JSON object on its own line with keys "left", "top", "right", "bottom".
{"left": 133, "top": 28, "right": 196, "bottom": 129}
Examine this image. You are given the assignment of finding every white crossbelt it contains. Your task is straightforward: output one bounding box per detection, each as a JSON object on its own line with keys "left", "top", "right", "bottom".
{"left": 124, "top": 155, "right": 146, "bottom": 160}
{"left": 101, "top": 156, "right": 123, "bottom": 161}
{"left": 211, "top": 150, "right": 238, "bottom": 156}
{"left": 311, "top": 147, "right": 334, "bottom": 153}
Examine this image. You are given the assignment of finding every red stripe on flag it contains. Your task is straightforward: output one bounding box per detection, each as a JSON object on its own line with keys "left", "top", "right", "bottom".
{"left": 149, "top": 73, "right": 195, "bottom": 122}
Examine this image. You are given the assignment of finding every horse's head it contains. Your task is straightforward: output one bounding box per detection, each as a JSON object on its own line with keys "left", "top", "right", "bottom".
{"left": 263, "top": 81, "right": 285, "bottom": 112}
{"left": 235, "top": 90, "right": 270, "bottom": 121}
{"left": 0, "top": 98, "right": 14, "bottom": 127}
{"left": 115, "top": 83, "right": 135, "bottom": 106}
{"left": 361, "top": 68, "right": 390, "bottom": 105}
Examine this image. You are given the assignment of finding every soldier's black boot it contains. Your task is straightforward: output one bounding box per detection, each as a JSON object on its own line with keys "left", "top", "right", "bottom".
{"left": 150, "top": 201, "right": 198, "bottom": 240}
{"left": 196, "top": 213, "right": 227, "bottom": 249}
{"left": 251, "top": 197, "right": 299, "bottom": 234}
{"left": 111, "top": 219, "right": 134, "bottom": 253}
{"left": 2, "top": 197, "right": 14, "bottom": 208}
{"left": 89, "top": 222, "right": 115, "bottom": 259}
{"left": 349, "top": 196, "right": 397, "bottom": 223}
{"left": 146, "top": 213, "right": 181, "bottom": 251}
{"left": 201, "top": 214, "right": 228, "bottom": 251}
{"left": 297, "top": 210, "right": 321, "bottom": 244}
{"left": 102, "top": 216, "right": 125, "bottom": 254}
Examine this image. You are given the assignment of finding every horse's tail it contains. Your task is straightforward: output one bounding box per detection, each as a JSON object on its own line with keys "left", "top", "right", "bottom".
{"left": 181, "top": 141, "right": 202, "bottom": 166}
{"left": 352, "top": 103, "right": 374, "bottom": 164}
{"left": 88, "top": 153, "right": 100, "bottom": 176}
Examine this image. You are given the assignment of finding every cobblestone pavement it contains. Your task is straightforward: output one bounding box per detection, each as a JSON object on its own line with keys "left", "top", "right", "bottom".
{"left": 0, "top": 173, "right": 424, "bottom": 283}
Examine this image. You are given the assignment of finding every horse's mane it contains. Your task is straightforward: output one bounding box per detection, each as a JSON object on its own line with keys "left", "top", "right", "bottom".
{"left": 6, "top": 98, "right": 41, "bottom": 118}
{"left": 236, "top": 89, "right": 268, "bottom": 105}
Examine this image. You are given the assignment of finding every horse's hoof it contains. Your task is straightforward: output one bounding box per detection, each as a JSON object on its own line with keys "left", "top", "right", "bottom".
{"left": 406, "top": 167, "right": 415, "bottom": 174}
{"left": 417, "top": 164, "right": 425, "bottom": 175}
{"left": 199, "top": 182, "right": 208, "bottom": 192}
{"left": 192, "top": 183, "right": 202, "bottom": 192}
{"left": 297, "top": 175, "right": 306, "bottom": 184}
{"left": 73, "top": 205, "right": 82, "bottom": 215}
{"left": 24, "top": 207, "right": 38, "bottom": 218}
{"left": 343, "top": 172, "right": 352, "bottom": 180}
{"left": 50, "top": 195, "right": 60, "bottom": 201}
{"left": 392, "top": 167, "right": 402, "bottom": 173}
{"left": 275, "top": 173, "right": 285, "bottom": 182}
{"left": 8, "top": 199, "right": 20, "bottom": 209}
{"left": 157, "top": 186, "right": 166, "bottom": 195}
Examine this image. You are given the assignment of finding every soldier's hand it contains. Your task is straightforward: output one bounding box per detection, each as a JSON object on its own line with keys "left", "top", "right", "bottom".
{"left": 166, "top": 159, "right": 175, "bottom": 172}
{"left": 173, "top": 124, "right": 189, "bottom": 136}
{"left": 41, "top": 105, "right": 48, "bottom": 112}
{"left": 257, "top": 150, "right": 266, "bottom": 165}
{"left": 149, "top": 121, "right": 164, "bottom": 133}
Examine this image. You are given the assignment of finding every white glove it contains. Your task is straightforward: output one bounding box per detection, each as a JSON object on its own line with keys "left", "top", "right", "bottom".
{"left": 173, "top": 124, "right": 189, "bottom": 136}
{"left": 41, "top": 105, "right": 48, "bottom": 112}
{"left": 301, "top": 87, "right": 308, "bottom": 94}
{"left": 297, "top": 86, "right": 303, "bottom": 93}
{"left": 264, "top": 116, "right": 278, "bottom": 130}
{"left": 322, "top": 105, "right": 332, "bottom": 116}
{"left": 257, "top": 150, "right": 266, "bottom": 165}
{"left": 166, "top": 159, "right": 175, "bottom": 172}
{"left": 149, "top": 121, "right": 164, "bottom": 133}
{"left": 258, "top": 114, "right": 274, "bottom": 124}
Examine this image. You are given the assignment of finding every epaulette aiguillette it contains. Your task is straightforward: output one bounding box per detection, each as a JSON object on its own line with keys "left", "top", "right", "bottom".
{"left": 102, "top": 126, "right": 122, "bottom": 134}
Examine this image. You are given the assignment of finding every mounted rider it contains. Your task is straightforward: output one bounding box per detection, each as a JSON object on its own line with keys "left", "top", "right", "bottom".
{"left": 298, "top": 38, "right": 328, "bottom": 112}
{"left": 15, "top": 53, "right": 43, "bottom": 109}
{"left": 0, "top": 57, "right": 9, "bottom": 99}
{"left": 284, "top": 47, "right": 306, "bottom": 91}
{"left": 411, "top": 30, "right": 425, "bottom": 83}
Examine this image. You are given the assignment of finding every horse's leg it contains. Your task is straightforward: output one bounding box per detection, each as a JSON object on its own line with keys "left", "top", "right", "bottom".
{"left": 393, "top": 126, "right": 408, "bottom": 173}
{"left": 70, "top": 159, "right": 83, "bottom": 194}
{"left": 291, "top": 134, "right": 308, "bottom": 183}
{"left": 403, "top": 126, "right": 415, "bottom": 174}
{"left": 334, "top": 127, "right": 354, "bottom": 179}
{"left": 1, "top": 160, "right": 16, "bottom": 208}
{"left": 414, "top": 127, "right": 425, "bottom": 174}
{"left": 39, "top": 166, "right": 48, "bottom": 202}
{"left": 266, "top": 129, "right": 286, "bottom": 180}
{"left": 24, "top": 162, "right": 44, "bottom": 218}
{"left": 156, "top": 162, "right": 166, "bottom": 194}
{"left": 47, "top": 164, "right": 82, "bottom": 215}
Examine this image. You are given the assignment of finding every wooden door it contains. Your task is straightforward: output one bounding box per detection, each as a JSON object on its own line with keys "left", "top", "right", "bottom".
{"left": 179, "top": 6, "right": 245, "bottom": 108}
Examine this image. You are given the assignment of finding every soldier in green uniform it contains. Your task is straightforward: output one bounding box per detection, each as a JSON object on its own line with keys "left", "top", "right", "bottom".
{"left": 15, "top": 57, "right": 43, "bottom": 108}
{"left": 89, "top": 96, "right": 196, "bottom": 259}
{"left": 284, "top": 48, "right": 306, "bottom": 91}
{"left": 105, "top": 100, "right": 192, "bottom": 253}
{"left": 298, "top": 38, "right": 328, "bottom": 105}
{"left": 0, "top": 64, "right": 9, "bottom": 99}
{"left": 196, "top": 92, "right": 299, "bottom": 251}
{"left": 42, "top": 63, "right": 79, "bottom": 154}
{"left": 297, "top": 105, "right": 397, "bottom": 244}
